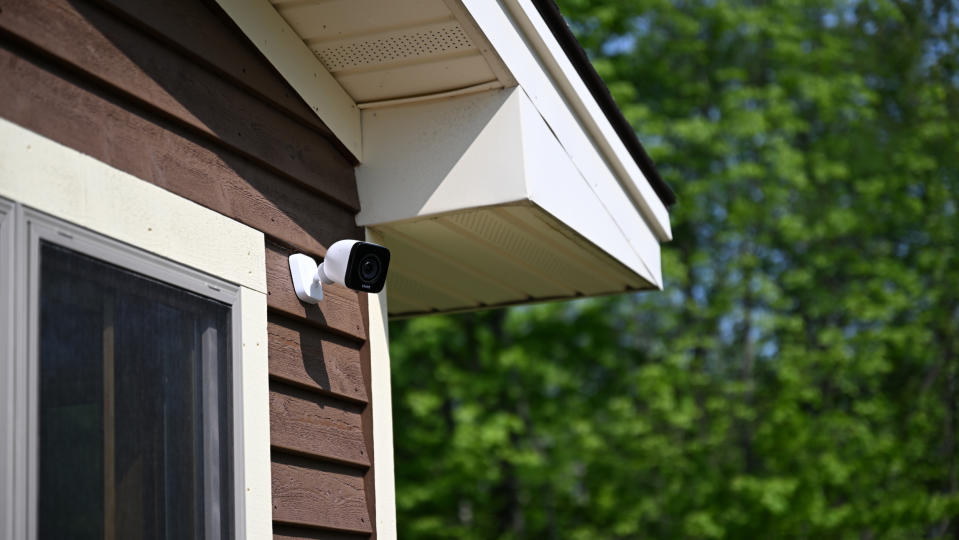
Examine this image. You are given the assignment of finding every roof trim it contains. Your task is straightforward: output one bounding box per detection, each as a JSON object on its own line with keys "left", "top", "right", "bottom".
{"left": 462, "top": 0, "right": 672, "bottom": 239}
{"left": 214, "top": 0, "right": 362, "bottom": 159}
{"left": 529, "top": 0, "right": 676, "bottom": 207}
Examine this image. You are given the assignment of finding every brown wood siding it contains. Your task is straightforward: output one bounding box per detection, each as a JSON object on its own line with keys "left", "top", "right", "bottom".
{"left": 0, "top": 0, "right": 376, "bottom": 537}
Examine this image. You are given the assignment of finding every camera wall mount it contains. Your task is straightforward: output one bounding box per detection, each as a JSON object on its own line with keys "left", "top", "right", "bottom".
{"left": 288, "top": 253, "right": 325, "bottom": 304}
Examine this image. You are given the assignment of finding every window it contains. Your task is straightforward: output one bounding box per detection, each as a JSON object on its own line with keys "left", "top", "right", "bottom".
{"left": 2, "top": 202, "right": 242, "bottom": 539}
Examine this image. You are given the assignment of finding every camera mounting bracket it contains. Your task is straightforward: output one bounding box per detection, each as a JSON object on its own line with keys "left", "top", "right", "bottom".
{"left": 289, "top": 253, "right": 323, "bottom": 304}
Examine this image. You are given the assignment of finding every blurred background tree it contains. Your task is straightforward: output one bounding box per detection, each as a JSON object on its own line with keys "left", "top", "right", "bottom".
{"left": 389, "top": 0, "right": 959, "bottom": 537}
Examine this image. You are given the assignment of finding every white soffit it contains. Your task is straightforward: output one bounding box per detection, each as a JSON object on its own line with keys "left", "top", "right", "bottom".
{"left": 221, "top": 0, "right": 671, "bottom": 239}
{"left": 269, "top": 0, "right": 513, "bottom": 104}
{"left": 357, "top": 88, "right": 662, "bottom": 318}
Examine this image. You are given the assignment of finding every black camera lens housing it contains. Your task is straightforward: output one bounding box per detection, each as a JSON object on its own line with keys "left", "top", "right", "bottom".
{"left": 344, "top": 241, "right": 390, "bottom": 293}
{"left": 359, "top": 255, "right": 380, "bottom": 281}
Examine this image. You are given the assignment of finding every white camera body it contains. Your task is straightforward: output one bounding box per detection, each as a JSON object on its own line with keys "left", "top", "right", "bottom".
{"left": 315, "top": 239, "right": 357, "bottom": 286}
{"left": 289, "top": 240, "right": 391, "bottom": 304}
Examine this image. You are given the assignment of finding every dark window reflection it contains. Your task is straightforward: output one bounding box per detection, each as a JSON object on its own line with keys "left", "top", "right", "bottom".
{"left": 38, "top": 242, "right": 232, "bottom": 540}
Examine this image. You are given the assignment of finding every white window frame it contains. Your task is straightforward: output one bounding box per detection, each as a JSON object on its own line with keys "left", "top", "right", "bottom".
{"left": 0, "top": 197, "right": 15, "bottom": 540}
{"left": 0, "top": 118, "right": 271, "bottom": 539}
{"left": 15, "top": 203, "right": 243, "bottom": 538}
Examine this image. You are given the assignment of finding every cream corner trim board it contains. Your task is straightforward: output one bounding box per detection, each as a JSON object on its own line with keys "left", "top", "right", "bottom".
{"left": 238, "top": 286, "right": 272, "bottom": 540}
{"left": 367, "top": 227, "right": 398, "bottom": 540}
{"left": 0, "top": 118, "right": 266, "bottom": 294}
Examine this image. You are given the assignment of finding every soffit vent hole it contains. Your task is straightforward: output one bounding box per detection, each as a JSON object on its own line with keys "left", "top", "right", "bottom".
{"left": 314, "top": 23, "right": 474, "bottom": 72}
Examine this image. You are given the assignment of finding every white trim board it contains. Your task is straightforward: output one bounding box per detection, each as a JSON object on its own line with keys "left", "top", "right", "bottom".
{"left": 457, "top": 0, "right": 672, "bottom": 241}
{"left": 214, "top": 0, "right": 362, "bottom": 160}
{"left": 0, "top": 118, "right": 273, "bottom": 538}
{"left": 0, "top": 119, "right": 266, "bottom": 294}
{"left": 366, "top": 228, "right": 398, "bottom": 540}
{"left": 0, "top": 199, "right": 14, "bottom": 540}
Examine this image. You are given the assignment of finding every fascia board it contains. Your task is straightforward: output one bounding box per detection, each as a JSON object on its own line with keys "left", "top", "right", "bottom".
{"left": 356, "top": 87, "right": 662, "bottom": 288}
{"left": 456, "top": 0, "right": 672, "bottom": 241}
{"left": 517, "top": 91, "right": 662, "bottom": 288}
{"left": 214, "top": 0, "right": 362, "bottom": 160}
{"left": 355, "top": 88, "right": 529, "bottom": 226}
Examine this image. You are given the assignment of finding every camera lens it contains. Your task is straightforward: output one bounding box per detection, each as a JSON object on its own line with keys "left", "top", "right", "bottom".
{"left": 359, "top": 254, "right": 380, "bottom": 281}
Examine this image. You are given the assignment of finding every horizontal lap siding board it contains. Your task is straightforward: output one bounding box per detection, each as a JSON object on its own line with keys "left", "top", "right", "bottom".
{"left": 0, "top": 0, "right": 376, "bottom": 537}
{"left": 0, "top": 45, "right": 357, "bottom": 258}
{"left": 270, "top": 381, "right": 369, "bottom": 467}
{"left": 272, "top": 455, "right": 372, "bottom": 533}
{"left": 268, "top": 314, "right": 368, "bottom": 403}
{"left": 273, "top": 525, "right": 372, "bottom": 540}
{"left": 96, "top": 0, "right": 355, "bottom": 162}
{"left": 0, "top": 0, "right": 359, "bottom": 211}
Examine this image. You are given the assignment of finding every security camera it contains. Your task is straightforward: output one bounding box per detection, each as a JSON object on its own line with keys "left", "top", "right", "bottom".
{"left": 289, "top": 240, "right": 391, "bottom": 304}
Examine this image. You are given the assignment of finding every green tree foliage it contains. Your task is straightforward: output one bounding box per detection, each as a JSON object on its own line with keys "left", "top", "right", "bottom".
{"left": 389, "top": 0, "right": 959, "bottom": 537}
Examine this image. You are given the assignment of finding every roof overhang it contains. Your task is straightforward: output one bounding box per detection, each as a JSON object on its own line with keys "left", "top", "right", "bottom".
{"left": 215, "top": 0, "right": 674, "bottom": 316}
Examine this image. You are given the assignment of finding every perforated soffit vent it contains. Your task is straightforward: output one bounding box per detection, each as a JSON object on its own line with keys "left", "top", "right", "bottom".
{"left": 313, "top": 22, "right": 475, "bottom": 73}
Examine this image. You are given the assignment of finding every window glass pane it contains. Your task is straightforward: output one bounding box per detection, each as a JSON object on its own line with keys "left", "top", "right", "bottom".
{"left": 38, "top": 241, "right": 232, "bottom": 540}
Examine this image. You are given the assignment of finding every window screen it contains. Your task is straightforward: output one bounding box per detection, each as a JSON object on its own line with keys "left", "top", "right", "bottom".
{"left": 37, "top": 241, "right": 233, "bottom": 540}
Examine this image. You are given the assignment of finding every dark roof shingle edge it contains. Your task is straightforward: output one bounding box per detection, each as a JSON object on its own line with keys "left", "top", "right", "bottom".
{"left": 530, "top": 0, "right": 676, "bottom": 207}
